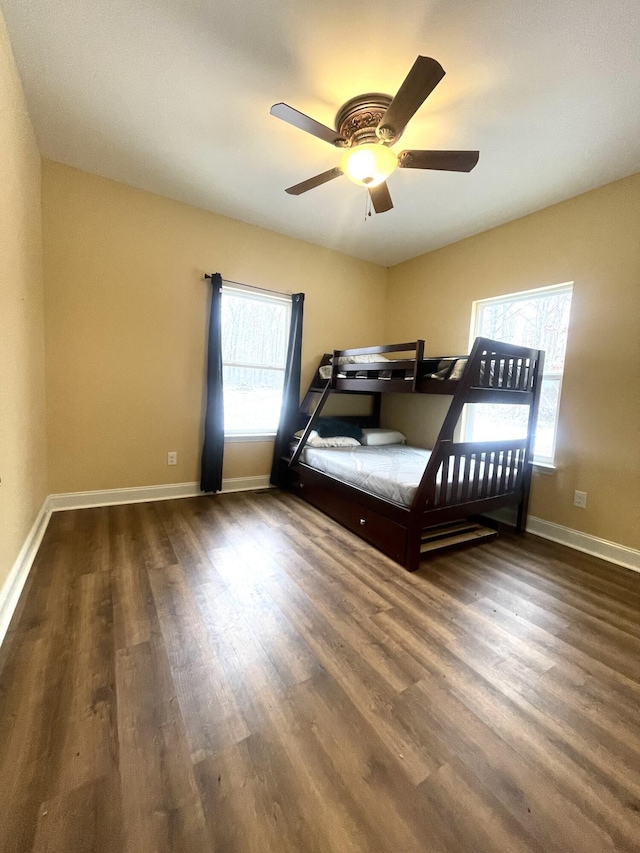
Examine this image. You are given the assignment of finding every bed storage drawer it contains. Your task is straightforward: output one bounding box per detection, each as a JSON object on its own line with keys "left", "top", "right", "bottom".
{"left": 294, "top": 469, "right": 408, "bottom": 563}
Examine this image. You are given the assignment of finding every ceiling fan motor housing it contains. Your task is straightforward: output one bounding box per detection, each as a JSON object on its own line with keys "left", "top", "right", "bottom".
{"left": 335, "top": 93, "right": 397, "bottom": 147}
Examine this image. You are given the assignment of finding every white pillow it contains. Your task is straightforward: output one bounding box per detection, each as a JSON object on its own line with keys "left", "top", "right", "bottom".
{"left": 294, "top": 429, "right": 360, "bottom": 448}
{"left": 310, "top": 435, "right": 361, "bottom": 447}
{"left": 360, "top": 428, "right": 406, "bottom": 446}
{"left": 449, "top": 359, "right": 467, "bottom": 380}
{"left": 335, "top": 354, "right": 390, "bottom": 365}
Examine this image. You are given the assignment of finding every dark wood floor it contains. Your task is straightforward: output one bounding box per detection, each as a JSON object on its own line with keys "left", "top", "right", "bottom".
{"left": 1, "top": 491, "right": 640, "bottom": 852}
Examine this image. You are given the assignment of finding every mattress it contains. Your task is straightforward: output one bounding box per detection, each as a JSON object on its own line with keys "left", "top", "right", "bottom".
{"left": 300, "top": 444, "right": 431, "bottom": 506}
{"left": 300, "top": 443, "right": 520, "bottom": 507}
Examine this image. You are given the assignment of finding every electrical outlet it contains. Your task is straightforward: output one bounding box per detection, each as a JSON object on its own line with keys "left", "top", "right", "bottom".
{"left": 167, "top": 451, "right": 177, "bottom": 466}
{"left": 574, "top": 490, "right": 587, "bottom": 508}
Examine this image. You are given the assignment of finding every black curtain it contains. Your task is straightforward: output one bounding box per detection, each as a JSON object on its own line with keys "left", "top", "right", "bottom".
{"left": 270, "top": 293, "right": 305, "bottom": 486}
{"left": 200, "top": 273, "right": 224, "bottom": 492}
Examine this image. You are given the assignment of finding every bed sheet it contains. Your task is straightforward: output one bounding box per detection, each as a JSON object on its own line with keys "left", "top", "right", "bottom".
{"left": 300, "top": 444, "right": 431, "bottom": 507}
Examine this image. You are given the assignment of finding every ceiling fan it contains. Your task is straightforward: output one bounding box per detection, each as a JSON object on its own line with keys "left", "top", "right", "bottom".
{"left": 270, "top": 56, "right": 479, "bottom": 213}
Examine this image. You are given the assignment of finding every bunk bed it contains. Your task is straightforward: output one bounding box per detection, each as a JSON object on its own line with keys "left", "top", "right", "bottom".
{"left": 283, "top": 337, "right": 544, "bottom": 571}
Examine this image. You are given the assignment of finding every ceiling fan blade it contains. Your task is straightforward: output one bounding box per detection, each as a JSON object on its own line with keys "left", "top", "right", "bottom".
{"left": 285, "top": 167, "right": 344, "bottom": 195}
{"left": 271, "top": 103, "right": 346, "bottom": 147}
{"left": 377, "top": 57, "right": 445, "bottom": 141}
{"left": 369, "top": 182, "right": 393, "bottom": 214}
{"left": 398, "top": 150, "right": 480, "bottom": 172}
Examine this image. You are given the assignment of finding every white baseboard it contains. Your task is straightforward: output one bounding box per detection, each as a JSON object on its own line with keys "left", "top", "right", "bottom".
{"left": 487, "top": 507, "right": 640, "bottom": 573}
{"left": 47, "top": 476, "right": 273, "bottom": 512}
{"left": 0, "top": 499, "right": 51, "bottom": 648}
{"left": 526, "top": 516, "right": 640, "bottom": 574}
{"left": 48, "top": 481, "right": 201, "bottom": 510}
{"left": 219, "top": 475, "right": 273, "bottom": 494}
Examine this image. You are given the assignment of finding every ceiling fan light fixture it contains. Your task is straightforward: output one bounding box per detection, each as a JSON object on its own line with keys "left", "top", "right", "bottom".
{"left": 340, "top": 143, "right": 398, "bottom": 187}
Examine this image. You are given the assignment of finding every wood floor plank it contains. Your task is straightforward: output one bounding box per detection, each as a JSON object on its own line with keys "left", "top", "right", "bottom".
{"left": 146, "top": 562, "right": 217, "bottom": 671}
{"left": 417, "top": 756, "right": 544, "bottom": 853}
{"left": 403, "top": 676, "right": 618, "bottom": 852}
{"left": 164, "top": 495, "right": 237, "bottom": 557}
{"left": 215, "top": 491, "right": 301, "bottom": 553}
{"left": 239, "top": 553, "right": 447, "bottom": 785}
{"left": 0, "top": 525, "right": 117, "bottom": 853}
{"left": 469, "top": 596, "right": 640, "bottom": 746}
{"left": 153, "top": 499, "right": 227, "bottom": 593}
{"left": 192, "top": 565, "right": 399, "bottom": 852}
{"left": 0, "top": 633, "right": 65, "bottom": 853}
{"left": 390, "top": 623, "right": 640, "bottom": 851}
{"left": 73, "top": 507, "right": 111, "bottom": 576}
{"left": 288, "top": 669, "right": 452, "bottom": 853}
{"left": 115, "top": 639, "right": 209, "bottom": 852}
{"left": 473, "top": 543, "right": 640, "bottom": 634}
{"left": 194, "top": 705, "right": 381, "bottom": 853}
{"left": 273, "top": 548, "right": 418, "bottom": 692}
{"left": 207, "top": 546, "right": 319, "bottom": 687}
{"left": 1, "top": 491, "right": 640, "bottom": 852}
{"left": 30, "top": 773, "right": 122, "bottom": 853}
{"left": 190, "top": 577, "right": 297, "bottom": 738}
{"left": 194, "top": 736, "right": 297, "bottom": 853}
{"left": 284, "top": 533, "right": 395, "bottom": 617}
{"left": 111, "top": 512, "right": 157, "bottom": 650}
{"left": 538, "top": 658, "right": 640, "bottom": 736}
{"left": 438, "top": 557, "right": 640, "bottom": 697}
{"left": 195, "top": 731, "right": 333, "bottom": 853}
{"left": 218, "top": 534, "right": 430, "bottom": 690}
{"left": 127, "top": 502, "right": 178, "bottom": 571}
{"left": 147, "top": 566, "right": 250, "bottom": 761}
{"left": 48, "top": 570, "right": 118, "bottom": 798}
{"left": 501, "top": 537, "right": 640, "bottom": 604}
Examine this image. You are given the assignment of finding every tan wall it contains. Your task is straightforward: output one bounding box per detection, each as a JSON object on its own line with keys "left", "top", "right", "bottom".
{"left": 0, "top": 12, "right": 48, "bottom": 589}
{"left": 386, "top": 173, "right": 640, "bottom": 550}
{"left": 42, "top": 162, "right": 388, "bottom": 494}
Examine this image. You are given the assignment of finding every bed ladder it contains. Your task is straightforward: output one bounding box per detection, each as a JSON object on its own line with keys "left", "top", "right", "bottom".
{"left": 286, "top": 351, "right": 383, "bottom": 467}
{"left": 287, "top": 354, "right": 333, "bottom": 466}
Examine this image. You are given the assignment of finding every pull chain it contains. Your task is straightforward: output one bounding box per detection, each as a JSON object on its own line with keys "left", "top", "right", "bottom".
{"left": 364, "top": 192, "right": 372, "bottom": 221}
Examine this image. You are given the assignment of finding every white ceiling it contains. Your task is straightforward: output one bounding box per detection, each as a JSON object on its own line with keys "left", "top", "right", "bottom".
{"left": 3, "top": 0, "right": 640, "bottom": 266}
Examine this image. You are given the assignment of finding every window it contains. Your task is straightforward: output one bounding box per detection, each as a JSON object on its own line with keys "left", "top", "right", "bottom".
{"left": 466, "top": 282, "right": 573, "bottom": 465}
{"left": 221, "top": 284, "right": 291, "bottom": 437}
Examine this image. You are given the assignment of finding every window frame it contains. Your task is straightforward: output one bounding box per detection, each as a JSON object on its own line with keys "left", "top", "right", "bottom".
{"left": 221, "top": 282, "right": 292, "bottom": 440}
{"left": 466, "top": 281, "right": 573, "bottom": 467}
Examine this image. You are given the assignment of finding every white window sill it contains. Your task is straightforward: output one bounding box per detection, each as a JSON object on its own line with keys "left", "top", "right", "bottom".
{"left": 533, "top": 461, "right": 556, "bottom": 473}
{"left": 224, "top": 432, "right": 277, "bottom": 443}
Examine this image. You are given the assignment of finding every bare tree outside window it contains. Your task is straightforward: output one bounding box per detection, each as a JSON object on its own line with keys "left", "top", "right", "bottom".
{"left": 221, "top": 288, "right": 291, "bottom": 434}
{"left": 466, "top": 284, "right": 573, "bottom": 464}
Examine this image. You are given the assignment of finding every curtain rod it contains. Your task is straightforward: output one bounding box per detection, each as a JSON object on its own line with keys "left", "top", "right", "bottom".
{"left": 204, "top": 273, "right": 291, "bottom": 299}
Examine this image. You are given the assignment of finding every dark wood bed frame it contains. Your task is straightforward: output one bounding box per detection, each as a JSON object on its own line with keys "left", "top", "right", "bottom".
{"left": 284, "top": 337, "right": 545, "bottom": 571}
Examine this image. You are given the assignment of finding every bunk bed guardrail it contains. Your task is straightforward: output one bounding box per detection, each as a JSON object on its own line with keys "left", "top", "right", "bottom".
{"left": 416, "top": 438, "right": 529, "bottom": 512}
{"left": 331, "top": 341, "right": 425, "bottom": 393}
{"left": 468, "top": 338, "right": 540, "bottom": 393}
